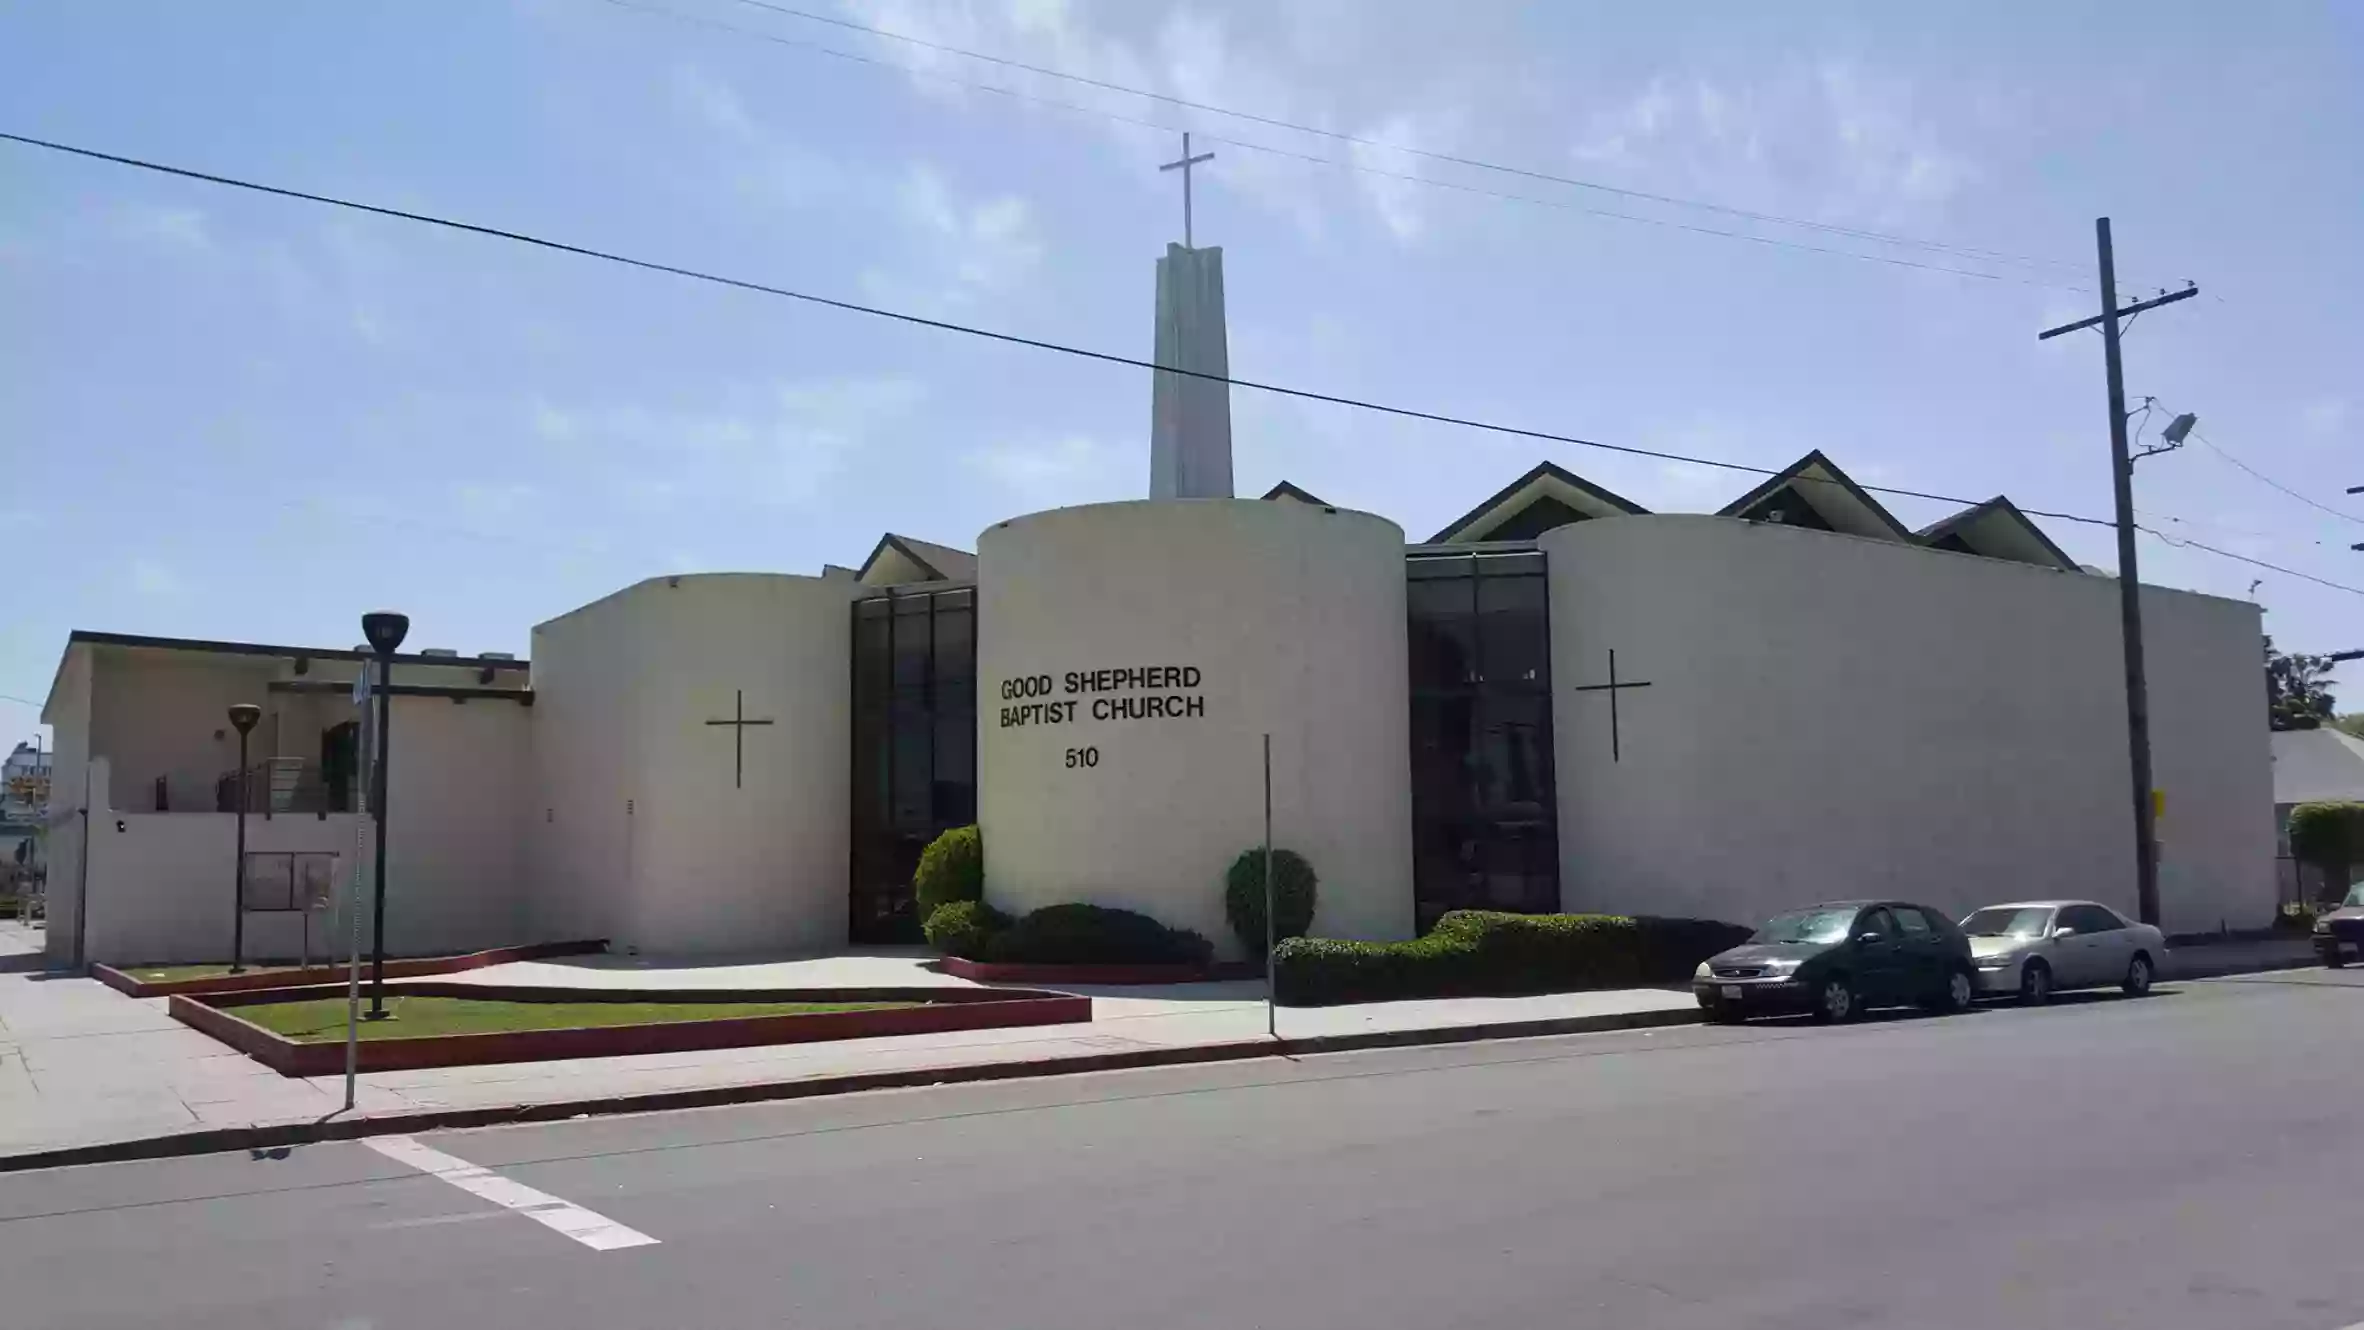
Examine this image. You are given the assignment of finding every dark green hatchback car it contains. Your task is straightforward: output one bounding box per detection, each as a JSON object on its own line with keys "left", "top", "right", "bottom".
{"left": 1694, "top": 900, "right": 1977, "bottom": 1023}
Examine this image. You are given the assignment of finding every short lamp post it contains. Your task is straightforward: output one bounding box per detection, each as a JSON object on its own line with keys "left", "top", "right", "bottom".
{"left": 226, "top": 703, "right": 262, "bottom": 974}
{"left": 361, "top": 611, "right": 409, "bottom": 1020}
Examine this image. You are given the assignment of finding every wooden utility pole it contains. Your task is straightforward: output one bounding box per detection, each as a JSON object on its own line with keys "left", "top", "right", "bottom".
{"left": 2038, "top": 219, "right": 2198, "bottom": 927}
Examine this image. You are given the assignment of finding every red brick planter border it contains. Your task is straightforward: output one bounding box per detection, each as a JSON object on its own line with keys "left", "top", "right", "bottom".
{"left": 939, "top": 955, "right": 1260, "bottom": 985}
{"left": 169, "top": 981, "right": 1091, "bottom": 1077}
{"left": 94, "top": 940, "right": 609, "bottom": 998}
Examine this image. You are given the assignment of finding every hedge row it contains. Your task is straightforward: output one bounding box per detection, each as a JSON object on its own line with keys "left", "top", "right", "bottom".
{"left": 922, "top": 900, "right": 1213, "bottom": 968}
{"left": 1272, "top": 910, "right": 1752, "bottom": 1006}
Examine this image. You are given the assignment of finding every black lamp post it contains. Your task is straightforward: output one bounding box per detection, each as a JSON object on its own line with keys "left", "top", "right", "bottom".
{"left": 226, "top": 703, "right": 261, "bottom": 974}
{"left": 360, "top": 611, "right": 409, "bottom": 1019}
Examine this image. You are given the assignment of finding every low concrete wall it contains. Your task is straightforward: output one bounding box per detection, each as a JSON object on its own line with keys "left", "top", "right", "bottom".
{"left": 175, "top": 983, "right": 1092, "bottom": 1077}
{"left": 82, "top": 802, "right": 359, "bottom": 966}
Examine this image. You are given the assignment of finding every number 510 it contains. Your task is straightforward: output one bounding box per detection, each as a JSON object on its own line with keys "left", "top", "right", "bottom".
{"left": 1064, "top": 746, "right": 1099, "bottom": 769}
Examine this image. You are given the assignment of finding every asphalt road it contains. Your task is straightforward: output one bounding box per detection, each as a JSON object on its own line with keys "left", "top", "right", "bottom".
{"left": 6, "top": 969, "right": 2364, "bottom": 1330}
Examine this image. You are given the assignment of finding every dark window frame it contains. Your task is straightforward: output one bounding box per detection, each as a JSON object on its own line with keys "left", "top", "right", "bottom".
{"left": 850, "top": 585, "right": 978, "bottom": 944}
{"left": 1406, "top": 549, "right": 1559, "bottom": 928}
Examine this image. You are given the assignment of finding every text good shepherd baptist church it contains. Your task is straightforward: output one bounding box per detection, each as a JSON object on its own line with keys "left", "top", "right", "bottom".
{"left": 996, "top": 665, "right": 1208, "bottom": 728}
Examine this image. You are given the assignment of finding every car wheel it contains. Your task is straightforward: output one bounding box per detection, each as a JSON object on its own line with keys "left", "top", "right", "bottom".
{"left": 2326, "top": 949, "right": 2347, "bottom": 970}
{"left": 1812, "top": 975, "right": 1856, "bottom": 1024}
{"left": 2122, "top": 952, "right": 2154, "bottom": 996}
{"left": 1703, "top": 1004, "right": 1744, "bottom": 1025}
{"left": 1941, "top": 967, "right": 1975, "bottom": 1014}
{"left": 2018, "top": 959, "right": 2053, "bottom": 1005}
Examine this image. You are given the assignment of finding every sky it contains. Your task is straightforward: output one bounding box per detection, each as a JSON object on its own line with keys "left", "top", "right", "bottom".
{"left": 3, "top": 0, "right": 2360, "bottom": 744}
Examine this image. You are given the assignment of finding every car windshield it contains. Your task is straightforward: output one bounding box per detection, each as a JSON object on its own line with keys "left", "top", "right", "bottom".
{"left": 1751, "top": 908, "right": 1859, "bottom": 945}
{"left": 1961, "top": 906, "right": 2054, "bottom": 938}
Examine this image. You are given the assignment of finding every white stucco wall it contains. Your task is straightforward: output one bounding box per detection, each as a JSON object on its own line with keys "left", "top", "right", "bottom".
{"left": 41, "top": 648, "right": 92, "bottom": 964}
{"left": 377, "top": 692, "right": 534, "bottom": 955}
{"left": 39, "top": 641, "right": 537, "bottom": 964}
{"left": 68, "top": 759, "right": 363, "bottom": 965}
{"left": 1542, "top": 515, "right": 2274, "bottom": 935}
{"left": 977, "top": 500, "right": 1415, "bottom": 956}
{"left": 88, "top": 648, "right": 284, "bottom": 811}
{"left": 529, "top": 573, "right": 857, "bottom": 955}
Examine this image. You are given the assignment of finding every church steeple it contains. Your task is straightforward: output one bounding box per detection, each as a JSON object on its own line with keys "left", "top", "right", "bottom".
{"left": 1148, "top": 134, "right": 1233, "bottom": 500}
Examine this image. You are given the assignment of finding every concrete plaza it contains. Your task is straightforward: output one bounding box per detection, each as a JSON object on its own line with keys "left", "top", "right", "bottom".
{"left": 1, "top": 923, "right": 1716, "bottom": 1166}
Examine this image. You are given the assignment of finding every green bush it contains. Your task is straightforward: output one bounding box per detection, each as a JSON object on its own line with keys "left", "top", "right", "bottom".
{"left": 1223, "top": 847, "right": 1317, "bottom": 958}
{"left": 987, "top": 903, "right": 1213, "bottom": 968}
{"left": 922, "top": 900, "right": 1008, "bottom": 959}
{"left": 913, "top": 825, "right": 984, "bottom": 917}
{"left": 1273, "top": 910, "right": 1752, "bottom": 1006}
{"left": 2289, "top": 802, "right": 2364, "bottom": 901}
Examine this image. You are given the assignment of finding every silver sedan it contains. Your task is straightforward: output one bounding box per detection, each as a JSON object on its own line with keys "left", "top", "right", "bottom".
{"left": 1958, "top": 900, "right": 2168, "bottom": 1004}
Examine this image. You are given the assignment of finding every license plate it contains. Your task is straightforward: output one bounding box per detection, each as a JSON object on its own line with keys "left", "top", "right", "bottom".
{"left": 1720, "top": 985, "right": 1742, "bottom": 1000}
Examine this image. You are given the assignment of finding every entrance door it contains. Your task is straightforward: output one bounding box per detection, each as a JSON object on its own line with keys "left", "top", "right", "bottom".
{"left": 321, "top": 721, "right": 358, "bottom": 813}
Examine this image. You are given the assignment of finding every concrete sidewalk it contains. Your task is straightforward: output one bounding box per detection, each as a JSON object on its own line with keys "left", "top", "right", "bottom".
{"left": 0, "top": 924, "right": 2323, "bottom": 1171}
{"left": 0, "top": 927, "right": 1701, "bottom": 1169}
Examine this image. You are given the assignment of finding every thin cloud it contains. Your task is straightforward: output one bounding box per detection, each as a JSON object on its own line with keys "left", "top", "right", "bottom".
{"left": 112, "top": 203, "right": 211, "bottom": 250}
{"left": 128, "top": 558, "right": 184, "bottom": 598}
{"left": 965, "top": 434, "right": 1133, "bottom": 506}
{"left": 1571, "top": 60, "right": 1980, "bottom": 229}
{"left": 862, "top": 165, "right": 1044, "bottom": 313}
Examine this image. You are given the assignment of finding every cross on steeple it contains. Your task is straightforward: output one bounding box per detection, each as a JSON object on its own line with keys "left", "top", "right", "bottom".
{"left": 1159, "top": 132, "right": 1215, "bottom": 249}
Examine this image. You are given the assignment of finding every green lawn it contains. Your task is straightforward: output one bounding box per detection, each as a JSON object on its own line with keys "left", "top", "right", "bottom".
{"left": 233, "top": 994, "right": 918, "bottom": 1042}
{"left": 130, "top": 962, "right": 312, "bottom": 982}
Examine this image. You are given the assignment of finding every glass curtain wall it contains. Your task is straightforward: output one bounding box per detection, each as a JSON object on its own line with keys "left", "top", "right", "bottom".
{"left": 850, "top": 586, "right": 977, "bottom": 942}
{"left": 1405, "top": 549, "right": 1559, "bottom": 928}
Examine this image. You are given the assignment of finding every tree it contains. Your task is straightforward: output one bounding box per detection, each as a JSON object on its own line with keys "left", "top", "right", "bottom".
{"left": 2335, "top": 714, "right": 2364, "bottom": 741}
{"left": 2288, "top": 802, "right": 2364, "bottom": 902}
{"left": 2265, "top": 636, "right": 2338, "bottom": 731}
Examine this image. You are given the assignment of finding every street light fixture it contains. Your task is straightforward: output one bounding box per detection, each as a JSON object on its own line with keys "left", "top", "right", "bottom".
{"left": 2160, "top": 412, "right": 2197, "bottom": 447}
{"left": 359, "top": 611, "right": 408, "bottom": 1019}
{"left": 226, "top": 703, "right": 261, "bottom": 974}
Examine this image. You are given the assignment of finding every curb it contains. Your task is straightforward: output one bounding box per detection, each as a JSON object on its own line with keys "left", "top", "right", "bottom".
{"left": 2170, "top": 953, "right": 2324, "bottom": 981}
{"left": 0, "top": 1004, "right": 1704, "bottom": 1174}
{"left": 93, "top": 940, "right": 609, "bottom": 998}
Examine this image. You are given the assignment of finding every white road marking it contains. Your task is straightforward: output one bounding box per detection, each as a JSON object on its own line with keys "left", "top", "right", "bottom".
{"left": 368, "top": 1210, "right": 511, "bottom": 1231}
{"left": 361, "top": 1134, "right": 659, "bottom": 1252}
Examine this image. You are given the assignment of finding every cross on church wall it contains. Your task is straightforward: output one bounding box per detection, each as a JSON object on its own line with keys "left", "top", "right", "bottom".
{"left": 1159, "top": 131, "right": 1215, "bottom": 249}
{"left": 1570, "top": 648, "right": 1653, "bottom": 763}
{"left": 704, "top": 689, "right": 774, "bottom": 790}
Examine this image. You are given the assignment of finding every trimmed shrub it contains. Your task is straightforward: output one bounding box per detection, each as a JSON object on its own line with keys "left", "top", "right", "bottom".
{"left": 922, "top": 900, "right": 1008, "bottom": 960}
{"left": 987, "top": 903, "right": 1214, "bottom": 968}
{"left": 1223, "top": 847, "right": 1318, "bottom": 958}
{"left": 1273, "top": 910, "right": 1752, "bottom": 1006}
{"left": 2289, "top": 801, "right": 2364, "bottom": 902}
{"left": 913, "top": 825, "right": 984, "bottom": 917}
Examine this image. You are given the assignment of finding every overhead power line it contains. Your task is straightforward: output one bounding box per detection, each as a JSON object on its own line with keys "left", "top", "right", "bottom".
{"left": 2141, "top": 530, "right": 2364, "bottom": 596}
{"left": 713, "top": 0, "right": 2117, "bottom": 284}
{"left": 5, "top": 128, "right": 2357, "bottom": 601}
{"left": 591, "top": 0, "right": 2092, "bottom": 295}
{"left": 2190, "top": 428, "right": 2364, "bottom": 529}
{"left": 0, "top": 128, "right": 2102, "bottom": 514}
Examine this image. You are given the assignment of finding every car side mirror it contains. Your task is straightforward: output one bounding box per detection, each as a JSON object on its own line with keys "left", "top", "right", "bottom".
{"left": 1855, "top": 932, "right": 1885, "bottom": 946}
{"left": 2051, "top": 927, "right": 2077, "bottom": 940}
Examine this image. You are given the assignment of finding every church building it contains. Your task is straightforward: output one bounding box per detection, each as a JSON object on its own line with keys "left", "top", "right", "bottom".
{"left": 34, "top": 186, "right": 2277, "bottom": 967}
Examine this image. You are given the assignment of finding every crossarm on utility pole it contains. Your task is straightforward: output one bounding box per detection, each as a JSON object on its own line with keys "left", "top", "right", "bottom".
{"left": 2038, "top": 284, "right": 2198, "bottom": 340}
